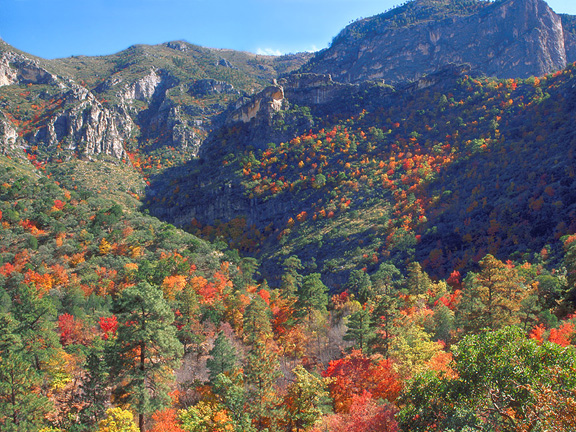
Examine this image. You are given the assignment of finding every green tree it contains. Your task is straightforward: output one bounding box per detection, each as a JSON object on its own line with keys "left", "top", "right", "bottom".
{"left": 346, "top": 270, "right": 373, "bottom": 303}
{"left": 280, "top": 256, "right": 303, "bottom": 298}
{"left": 108, "top": 282, "right": 183, "bottom": 431}
{"left": 212, "top": 371, "right": 254, "bottom": 432}
{"left": 457, "top": 254, "right": 530, "bottom": 332}
{"left": 344, "top": 307, "right": 374, "bottom": 352}
{"left": 405, "top": 262, "right": 432, "bottom": 296}
{"left": 297, "top": 273, "right": 328, "bottom": 317}
{"left": 245, "top": 339, "right": 281, "bottom": 431}
{"left": 398, "top": 326, "right": 576, "bottom": 432}
{"left": 0, "top": 313, "right": 52, "bottom": 431}
{"left": 207, "top": 331, "right": 237, "bottom": 382}
{"left": 79, "top": 349, "right": 110, "bottom": 428}
{"left": 282, "top": 365, "right": 328, "bottom": 432}
{"left": 243, "top": 296, "right": 272, "bottom": 344}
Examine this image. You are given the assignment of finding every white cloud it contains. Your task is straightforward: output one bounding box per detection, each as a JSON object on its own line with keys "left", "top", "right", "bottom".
{"left": 256, "top": 47, "right": 283, "bottom": 56}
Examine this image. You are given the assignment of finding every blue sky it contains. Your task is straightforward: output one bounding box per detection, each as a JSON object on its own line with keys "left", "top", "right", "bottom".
{"left": 1, "top": 0, "right": 576, "bottom": 59}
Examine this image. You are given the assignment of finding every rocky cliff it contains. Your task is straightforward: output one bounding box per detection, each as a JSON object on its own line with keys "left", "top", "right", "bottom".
{"left": 0, "top": 48, "right": 132, "bottom": 159}
{"left": 304, "top": 0, "right": 574, "bottom": 84}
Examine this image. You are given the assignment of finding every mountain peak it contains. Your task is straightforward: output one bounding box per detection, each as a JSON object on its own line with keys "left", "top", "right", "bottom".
{"left": 303, "top": 0, "right": 571, "bottom": 84}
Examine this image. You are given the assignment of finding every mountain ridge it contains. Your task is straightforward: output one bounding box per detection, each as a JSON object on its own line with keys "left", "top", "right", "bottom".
{"left": 303, "top": 0, "right": 575, "bottom": 84}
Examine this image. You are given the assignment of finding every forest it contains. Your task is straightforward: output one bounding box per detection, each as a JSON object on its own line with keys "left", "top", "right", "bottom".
{"left": 3, "top": 64, "right": 576, "bottom": 429}
{"left": 1, "top": 2, "right": 576, "bottom": 429}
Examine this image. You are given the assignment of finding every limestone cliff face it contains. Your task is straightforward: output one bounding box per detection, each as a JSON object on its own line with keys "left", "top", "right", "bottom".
{"left": 0, "top": 111, "right": 19, "bottom": 155}
{"left": 305, "top": 0, "right": 572, "bottom": 84}
{"left": 0, "top": 51, "right": 60, "bottom": 87}
{"left": 30, "top": 85, "right": 130, "bottom": 159}
{"left": 225, "top": 86, "right": 285, "bottom": 125}
{"left": 0, "top": 49, "right": 133, "bottom": 159}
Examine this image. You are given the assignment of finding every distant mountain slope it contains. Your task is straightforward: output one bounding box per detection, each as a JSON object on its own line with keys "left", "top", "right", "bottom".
{"left": 303, "top": 0, "right": 576, "bottom": 84}
{"left": 0, "top": 39, "right": 310, "bottom": 164}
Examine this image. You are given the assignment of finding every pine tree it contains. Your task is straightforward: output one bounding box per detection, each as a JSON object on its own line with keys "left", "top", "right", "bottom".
{"left": 282, "top": 365, "right": 328, "bottom": 432}
{"left": 245, "top": 339, "right": 281, "bottom": 431}
{"left": 346, "top": 270, "right": 373, "bottom": 303}
{"left": 280, "top": 255, "right": 303, "bottom": 298}
{"left": 457, "top": 254, "right": 530, "bottom": 332}
{"left": 297, "top": 273, "right": 328, "bottom": 316}
{"left": 79, "top": 350, "right": 110, "bottom": 427}
{"left": 243, "top": 295, "right": 272, "bottom": 344}
{"left": 108, "top": 282, "right": 183, "bottom": 432}
{"left": 0, "top": 313, "right": 52, "bottom": 431}
{"left": 207, "top": 331, "right": 237, "bottom": 382}
{"left": 344, "top": 307, "right": 375, "bottom": 352}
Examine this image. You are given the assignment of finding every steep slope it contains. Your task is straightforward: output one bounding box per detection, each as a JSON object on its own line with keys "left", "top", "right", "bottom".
{"left": 146, "top": 62, "right": 576, "bottom": 286}
{"left": 303, "top": 0, "right": 573, "bottom": 84}
{"left": 0, "top": 40, "right": 310, "bottom": 167}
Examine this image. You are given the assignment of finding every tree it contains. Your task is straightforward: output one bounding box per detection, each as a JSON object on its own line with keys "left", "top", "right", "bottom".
{"left": 398, "top": 326, "right": 576, "bottom": 432}
{"left": 0, "top": 313, "right": 52, "bottom": 431}
{"left": 244, "top": 339, "right": 281, "bottom": 431}
{"left": 212, "top": 371, "right": 253, "bottom": 431}
{"left": 98, "top": 407, "right": 139, "bottom": 432}
{"left": 78, "top": 349, "right": 110, "bottom": 428}
{"left": 207, "top": 332, "right": 237, "bottom": 382}
{"left": 297, "top": 273, "right": 328, "bottom": 317}
{"left": 280, "top": 256, "right": 303, "bottom": 298}
{"left": 243, "top": 295, "right": 272, "bottom": 344}
{"left": 320, "top": 391, "right": 398, "bottom": 432}
{"left": 346, "top": 270, "right": 373, "bottom": 303}
{"left": 457, "top": 254, "right": 530, "bottom": 332}
{"left": 344, "top": 307, "right": 374, "bottom": 352}
{"left": 282, "top": 365, "right": 328, "bottom": 432}
{"left": 108, "top": 282, "right": 183, "bottom": 431}
{"left": 323, "top": 350, "right": 401, "bottom": 414}
{"left": 404, "top": 262, "right": 432, "bottom": 296}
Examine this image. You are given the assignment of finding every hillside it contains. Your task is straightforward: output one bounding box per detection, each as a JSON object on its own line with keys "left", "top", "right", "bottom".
{"left": 3, "top": 0, "right": 576, "bottom": 431}
{"left": 146, "top": 63, "right": 576, "bottom": 286}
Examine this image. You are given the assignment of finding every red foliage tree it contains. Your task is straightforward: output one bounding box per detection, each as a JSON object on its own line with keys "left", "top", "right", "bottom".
{"left": 323, "top": 350, "right": 402, "bottom": 413}
{"left": 58, "top": 313, "right": 88, "bottom": 346}
{"left": 99, "top": 315, "right": 118, "bottom": 340}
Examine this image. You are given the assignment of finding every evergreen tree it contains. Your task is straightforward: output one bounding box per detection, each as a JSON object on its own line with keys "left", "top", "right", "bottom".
{"left": 0, "top": 313, "right": 52, "bottom": 431}
{"left": 282, "top": 365, "right": 328, "bottom": 432}
{"left": 243, "top": 295, "right": 272, "bottom": 344}
{"left": 280, "top": 255, "right": 303, "bottom": 298}
{"left": 297, "top": 273, "right": 328, "bottom": 316}
{"left": 245, "top": 339, "right": 281, "bottom": 431}
{"left": 405, "top": 262, "right": 432, "bottom": 296}
{"left": 457, "top": 254, "right": 530, "bottom": 332}
{"left": 207, "top": 331, "right": 237, "bottom": 382}
{"left": 107, "top": 282, "right": 183, "bottom": 431}
{"left": 79, "top": 349, "right": 110, "bottom": 428}
{"left": 212, "top": 370, "right": 254, "bottom": 432}
{"left": 371, "top": 290, "right": 401, "bottom": 359}
{"left": 346, "top": 270, "right": 373, "bottom": 303}
{"left": 344, "top": 307, "right": 375, "bottom": 352}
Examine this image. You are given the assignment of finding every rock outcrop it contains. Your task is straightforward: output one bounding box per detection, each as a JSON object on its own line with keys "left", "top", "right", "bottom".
{"left": 305, "top": 0, "right": 573, "bottom": 84}
{"left": 0, "top": 111, "right": 19, "bottom": 155}
{"left": 225, "top": 86, "right": 285, "bottom": 125}
{"left": 190, "top": 79, "right": 239, "bottom": 97}
{"left": 30, "top": 85, "right": 130, "bottom": 159}
{"left": 0, "top": 51, "right": 60, "bottom": 87}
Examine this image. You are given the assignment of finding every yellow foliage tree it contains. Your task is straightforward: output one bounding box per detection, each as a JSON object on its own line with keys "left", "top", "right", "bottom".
{"left": 98, "top": 407, "right": 139, "bottom": 432}
{"left": 99, "top": 238, "right": 112, "bottom": 255}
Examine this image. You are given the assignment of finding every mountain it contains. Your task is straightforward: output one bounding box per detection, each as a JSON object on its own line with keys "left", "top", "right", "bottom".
{"left": 0, "top": 38, "right": 311, "bottom": 164}
{"left": 302, "top": 0, "right": 576, "bottom": 84}
{"left": 4, "top": 1, "right": 576, "bottom": 431}
{"left": 146, "top": 62, "right": 576, "bottom": 286}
